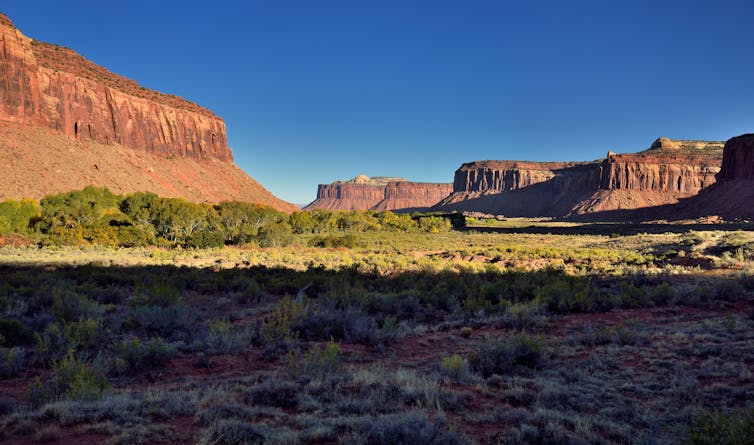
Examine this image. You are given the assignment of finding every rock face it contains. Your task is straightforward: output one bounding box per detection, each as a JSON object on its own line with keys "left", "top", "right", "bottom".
{"left": 718, "top": 134, "right": 754, "bottom": 181}
{"left": 373, "top": 182, "right": 453, "bottom": 212}
{"left": 436, "top": 138, "right": 723, "bottom": 217}
{"left": 452, "top": 161, "right": 583, "bottom": 193}
{"left": 666, "top": 134, "right": 754, "bottom": 220}
{"left": 305, "top": 182, "right": 388, "bottom": 211}
{"left": 0, "top": 14, "right": 295, "bottom": 210}
{"left": 304, "top": 176, "right": 452, "bottom": 212}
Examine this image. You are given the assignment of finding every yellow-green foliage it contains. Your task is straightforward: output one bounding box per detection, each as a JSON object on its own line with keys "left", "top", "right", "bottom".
{"left": 287, "top": 341, "right": 341, "bottom": 378}
{"left": 260, "top": 299, "right": 306, "bottom": 343}
{"left": 0, "top": 198, "right": 40, "bottom": 234}
{"left": 25, "top": 351, "right": 110, "bottom": 407}
{"left": 439, "top": 354, "right": 470, "bottom": 381}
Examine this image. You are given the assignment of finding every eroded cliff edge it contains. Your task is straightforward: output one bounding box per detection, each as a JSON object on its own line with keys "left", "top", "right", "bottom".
{"left": 0, "top": 13, "right": 295, "bottom": 210}
{"left": 435, "top": 138, "right": 724, "bottom": 217}
{"left": 304, "top": 176, "right": 452, "bottom": 212}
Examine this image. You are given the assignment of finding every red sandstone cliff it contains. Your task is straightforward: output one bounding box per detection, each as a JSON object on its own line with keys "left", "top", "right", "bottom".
{"left": 718, "top": 134, "right": 754, "bottom": 181}
{"left": 304, "top": 176, "right": 452, "bottom": 212}
{"left": 0, "top": 13, "right": 295, "bottom": 211}
{"left": 373, "top": 182, "right": 453, "bottom": 212}
{"left": 435, "top": 138, "right": 723, "bottom": 217}
{"left": 665, "top": 134, "right": 754, "bottom": 220}
{"left": 304, "top": 183, "right": 387, "bottom": 211}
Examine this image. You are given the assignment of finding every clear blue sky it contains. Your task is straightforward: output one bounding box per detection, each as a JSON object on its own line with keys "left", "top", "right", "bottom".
{"left": 3, "top": 1, "right": 753, "bottom": 204}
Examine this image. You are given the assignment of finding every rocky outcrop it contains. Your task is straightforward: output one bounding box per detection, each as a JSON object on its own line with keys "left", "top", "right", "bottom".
{"left": 0, "top": 13, "right": 295, "bottom": 211}
{"left": 664, "top": 134, "right": 754, "bottom": 220}
{"left": 304, "top": 176, "right": 452, "bottom": 212}
{"left": 452, "top": 161, "right": 584, "bottom": 193}
{"left": 718, "top": 134, "right": 754, "bottom": 181}
{"left": 0, "top": 14, "right": 230, "bottom": 160}
{"left": 305, "top": 183, "right": 387, "bottom": 211}
{"left": 373, "top": 182, "right": 453, "bottom": 212}
{"left": 435, "top": 138, "right": 724, "bottom": 217}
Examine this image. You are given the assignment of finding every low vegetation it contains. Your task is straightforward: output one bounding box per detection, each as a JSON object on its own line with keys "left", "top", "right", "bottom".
{"left": 0, "top": 188, "right": 752, "bottom": 444}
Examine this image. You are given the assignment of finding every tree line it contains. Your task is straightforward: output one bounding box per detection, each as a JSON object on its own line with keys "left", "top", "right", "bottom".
{"left": 0, "top": 187, "right": 460, "bottom": 248}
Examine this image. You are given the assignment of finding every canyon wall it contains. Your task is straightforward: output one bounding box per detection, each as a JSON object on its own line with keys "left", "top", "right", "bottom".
{"left": 0, "top": 15, "right": 230, "bottom": 160}
{"left": 0, "top": 14, "right": 295, "bottom": 210}
{"left": 305, "top": 183, "right": 387, "bottom": 211}
{"left": 436, "top": 138, "right": 723, "bottom": 217}
{"left": 666, "top": 134, "right": 754, "bottom": 220}
{"left": 304, "top": 176, "right": 452, "bottom": 212}
{"left": 718, "top": 134, "right": 754, "bottom": 181}
{"left": 373, "top": 182, "right": 453, "bottom": 212}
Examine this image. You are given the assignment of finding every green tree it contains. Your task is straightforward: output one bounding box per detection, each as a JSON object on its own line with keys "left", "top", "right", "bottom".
{"left": 0, "top": 198, "right": 40, "bottom": 234}
{"left": 289, "top": 211, "right": 315, "bottom": 234}
{"left": 215, "top": 201, "right": 282, "bottom": 244}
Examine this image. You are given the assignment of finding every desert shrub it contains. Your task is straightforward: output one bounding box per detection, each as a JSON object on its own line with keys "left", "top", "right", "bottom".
{"left": 376, "top": 211, "right": 417, "bottom": 231}
{"left": 577, "top": 323, "right": 645, "bottom": 347}
{"left": 618, "top": 282, "right": 651, "bottom": 309}
{"left": 469, "top": 335, "right": 545, "bottom": 378}
{"left": 650, "top": 282, "right": 678, "bottom": 305}
{"left": 259, "top": 299, "right": 306, "bottom": 343}
{"left": 291, "top": 305, "right": 396, "bottom": 346}
{"left": 245, "top": 378, "right": 300, "bottom": 408}
{"left": 417, "top": 216, "right": 451, "bottom": 234}
{"left": 204, "top": 320, "right": 254, "bottom": 354}
{"left": 112, "top": 336, "right": 178, "bottom": 376}
{"left": 739, "top": 273, "right": 754, "bottom": 291}
{"left": 198, "top": 419, "right": 276, "bottom": 445}
{"left": 439, "top": 354, "right": 472, "bottom": 382}
{"left": 534, "top": 278, "right": 602, "bottom": 313}
{"left": 287, "top": 341, "right": 341, "bottom": 379}
{"left": 35, "top": 318, "right": 106, "bottom": 364}
{"left": 686, "top": 407, "right": 754, "bottom": 445}
{"left": 336, "top": 211, "right": 381, "bottom": 232}
{"left": 499, "top": 303, "right": 545, "bottom": 331}
{"left": 50, "top": 290, "right": 101, "bottom": 322}
{"left": 309, "top": 234, "right": 360, "bottom": 248}
{"left": 63, "top": 317, "right": 106, "bottom": 351}
{"left": 196, "top": 400, "right": 262, "bottom": 425}
{"left": 130, "top": 304, "right": 195, "bottom": 340}
{"left": 715, "top": 280, "right": 744, "bottom": 301}
{"left": 0, "top": 346, "right": 26, "bottom": 377}
{"left": 0, "top": 317, "right": 34, "bottom": 346}
{"left": 129, "top": 282, "right": 181, "bottom": 308}
{"left": 25, "top": 351, "right": 110, "bottom": 408}
{"left": 356, "top": 412, "right": 468, "bottom": 445}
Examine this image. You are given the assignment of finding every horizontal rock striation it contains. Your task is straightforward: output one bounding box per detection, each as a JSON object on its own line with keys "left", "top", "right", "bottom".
{"left": 373, "top": 182, "right": 453, "bottom": 212}
{"left": 304, "top": 176, "right": 452, "bottom": 212}
{"left": 305, "top": 182, "right": 387, "bottom": 211}
{"left": 0, "top": 14, "right": 230, "bottom": 160}
{"left": 436, "top": 138, "right": 724, "bottom": 217}
{"left": 452, "top": 161, "right": 585, "bottom": 193}
{"left": 599, "top": 153, "right": 720, "bottom": 194}
{"left": 665, "top": 133, "right": 754, "bottom": 220}
{"left": 0, "top": 13, "right": 295, "bottom": 211}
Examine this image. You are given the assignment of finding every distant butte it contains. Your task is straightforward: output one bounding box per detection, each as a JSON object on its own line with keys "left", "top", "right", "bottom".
{"left": 304, "top": 176, "right": 452, "bottom": 212}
